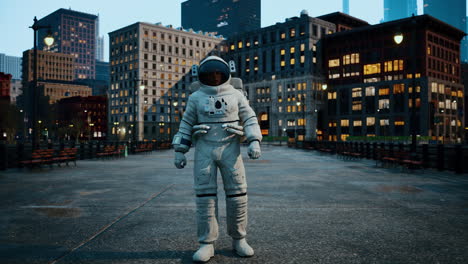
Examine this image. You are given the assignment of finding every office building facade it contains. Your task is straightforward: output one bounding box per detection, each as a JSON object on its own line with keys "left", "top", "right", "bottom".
{"left": 225, "top": 11, "right": 340, "bottom": 141}
{"left": 321, "top": 15, "right": 465, "bottom": 143}
{"left": 181, "top": 0, "right": 260, "bottom": 38}
{"left": 22, "top": 49, "right": 91, "bottom": 104}
{"left": 37, "top": 8, "right": 98, "bottom": 79}
{"left": 109, "top": 22, "right": 223, "bottom": 141}
{"left": 0, "top": 53, "right": 22, "bottom": 80}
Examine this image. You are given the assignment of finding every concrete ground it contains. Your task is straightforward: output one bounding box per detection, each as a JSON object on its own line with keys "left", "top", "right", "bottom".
{"left": 1, "top": 145, "right": 468, "bottom": 264}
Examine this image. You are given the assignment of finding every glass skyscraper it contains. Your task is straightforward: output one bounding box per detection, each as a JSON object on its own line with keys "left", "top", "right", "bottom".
{"left": 383, "top": 0, "right": 418, "bottom": 22}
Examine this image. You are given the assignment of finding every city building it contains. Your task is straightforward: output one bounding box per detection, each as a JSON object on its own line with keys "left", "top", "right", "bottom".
{"left": 181, "top": 0, "right": 260, "bottom": 38}
{"left": 0, "top": 53, "right": 22, "bottom": 80}
{"left": 96, "top": 36, "right": 105, "bottom": 62}
{"left": 10, "top": 79, "right": 22, "bottom": 105}
{"left": 0, "top": 72, "right": 12, "bottom": 99}
{"left": 321, "top": 14, "right": 465, "bottom": 143}
{"left": 21, "top": 49, "right": 92, "bottom": 104}
{"left": 109, "top": 22, "right": 224, "bottom": 141}
{"left": 383, "top": 0, "right": 418, "bottom": 22}
{"left": 343, "top": 0, "right": 350, "bottom": 14}
{"left": 423, "top": 0, "right": 467, "bottom": 62}
{"left": 56, "top": 96, "right": 108, "bottom": 140}
{"left": 37, "top": 8, "right": 98, "bottom": 79}
{"left": 224, "top": 11, "right": 344, "bottom": 141}
{"left": 77, "top": 61, "right": 110, "bottom": 96}
{"left": 96, "top": 15, "right": 105, "bottom": 62}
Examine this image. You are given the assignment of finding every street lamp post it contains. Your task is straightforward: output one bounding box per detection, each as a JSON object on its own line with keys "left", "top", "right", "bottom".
{"left": 132, "top": 79, "right": 145, "bottom": 150}
{"left": 168, "top": 99, "right": 178, "bottom": 141}
{"left": 394, "top": 14, "right": 417, "bottom": 153}
{"left": 296, "top": 101, "right": 303, "bottom": 143}
{"left": 30, "top": 16, "right": 54, "bottom": 150}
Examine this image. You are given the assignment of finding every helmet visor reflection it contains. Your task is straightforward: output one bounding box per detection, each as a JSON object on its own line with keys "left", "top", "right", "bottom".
{"left": 198, "top": 60, "right": 230, "bottom": 86}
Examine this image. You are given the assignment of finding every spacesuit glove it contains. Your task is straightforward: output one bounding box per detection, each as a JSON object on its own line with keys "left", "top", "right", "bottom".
{"left": 247, "top": 140, "right": 261, "bottom": 159}
{"left": 222, "top": 124, "right": 244, "bottom": 136}
{"left": 174, "top": 152, "right": 187, "bottom": 169}
{"left": 192, "top": 125, "right": 211, "bottom": 138}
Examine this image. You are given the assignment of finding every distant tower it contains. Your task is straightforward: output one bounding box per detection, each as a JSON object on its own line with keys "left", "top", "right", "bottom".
{"left": 383, "top": 0, "right": 418, "bottom": 22}
{"left": 424, "top": 0, "right": 467, "bottom": 61}
{"left": 343, "top": 0, "right": 350, "bottom": 14}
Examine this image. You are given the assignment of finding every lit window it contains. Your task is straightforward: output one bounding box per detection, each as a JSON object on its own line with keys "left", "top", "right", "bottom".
{"left": 280, "top": 49, "right": 285, "bottom": 55}
{"left": 290, "top": 47, "right": 295, "bottom": 53}
{"left": 230, "top": 44, "right": 235, "bottom": 50}
{"left": 340, "top": 119, "right": 349, "bottom": 127}
{"left": 328, "top": 59, "right": 340, "bottom": 67}
{"left": 352, "top": 88, "right": 362, "bottom": 98}
{"left": 393, "top": 83, "right": 404, "bottom": 94}
{"left": 380, "top": 119, "right": 389, "bottom": 126}
{"left": 290, "top": 28, "right": 296, "bottom": 37}
{"left": 300, "top": 56, "right": 305, "bottom": 63}
{"left": 290, "top": 58, "right": 295, "bottom": 65}
{"left": 353, "top": 120, "right": 362, "bottom": 127}
{"left": 364, "top": 63, "right": 381, "bottom": 75}
{"left": 300, "top": 44, "right": 305, "bottom": 51}
{"left": 281, "top": 61, "right": 285, "bottom": 67}
{"left": 238, "top": 41, "right": 243, "bottom": 49}
{"left": 366, "top": 117, "right": 375, "bottom": 126}
{"left": 365, "top": 87, "right": 375, "bottom": 96}
{"left": 394, "top": 121, "right": 405, "bottom": 126}
{"left": 378, "top": 99, "right": 390, "bottom": 109}
{"left": 280, "top": 32, "right": 286, "bottom": 39}
{"left": 378, "top": 88, "right": 390, "bottom": 96}
{"left": 352, "top": 101, "right": 362, "bottom": 111}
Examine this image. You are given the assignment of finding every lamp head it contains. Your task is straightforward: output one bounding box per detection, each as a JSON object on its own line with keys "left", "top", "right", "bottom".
{"left": 44, "top": 30, "right": 55, "bottom": 47}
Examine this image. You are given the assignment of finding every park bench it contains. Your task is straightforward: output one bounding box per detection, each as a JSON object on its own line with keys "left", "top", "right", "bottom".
{"left": 19, "top": 149, "right": 55, "bottom": 168}
{"left": 135, "top": 143, "right": 152, "bottom": 154}
{"left": 52, "top": 148, "right": 78, "bottom": 167}
{"left": 97, "top": 145, "right": 121, "bottom": 159}
{"left": 376, "top": 149, "right": 422, "bottom": 170}
{"left": 338, "top": 145, "right": 362, "bottom": 160}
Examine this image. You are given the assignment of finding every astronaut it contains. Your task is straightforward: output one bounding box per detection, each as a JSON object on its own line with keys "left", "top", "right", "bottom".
{"left": 172, "top": 56, "right": 262, "bottom": 262}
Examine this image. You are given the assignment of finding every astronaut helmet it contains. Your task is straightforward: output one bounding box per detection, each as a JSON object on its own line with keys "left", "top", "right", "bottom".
{"left": 198, "top": 56, "right": 231, "bottom": 87}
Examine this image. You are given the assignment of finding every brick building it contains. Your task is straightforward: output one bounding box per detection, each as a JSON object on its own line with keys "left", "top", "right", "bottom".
{"left": 56, "top": 96, "right": 107, "bottom": 140}
{"left": 321, "top": 15, "right": 465, "bottom": 143}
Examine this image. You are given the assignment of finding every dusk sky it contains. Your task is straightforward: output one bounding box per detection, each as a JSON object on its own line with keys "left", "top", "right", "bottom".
{"left": 0, "top": 0, "right": 429, "bottom": 60}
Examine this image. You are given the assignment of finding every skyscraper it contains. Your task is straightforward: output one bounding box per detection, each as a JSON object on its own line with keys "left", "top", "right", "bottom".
{"left": 343, "top": 0, "right": 350, "bottom": 14}
{"left": 0, "top": 53, "right": 22, "bottom": 80}
{"left": 96, "top": 15, "right": 105, "bottom": 62}
{"left": 383, "top": 0, "right": 418, "bottom": 22}
{"left": 37, "top": 8, "right": 98, "bottom": 79}
{"left": 424, "top": 0, "right": 467, "bottom": 61}
{"left": 181, "top": 0, "right": 260, "bottom": 38}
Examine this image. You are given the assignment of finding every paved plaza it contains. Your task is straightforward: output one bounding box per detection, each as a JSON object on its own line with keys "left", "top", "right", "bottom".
{"left": 1, "top": 145, "right": 468, "bottom": 264}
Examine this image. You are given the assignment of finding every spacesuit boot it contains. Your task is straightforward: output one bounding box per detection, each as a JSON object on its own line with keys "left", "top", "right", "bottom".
{"left": 226, "top": 194, "right": 254, "bottom": 257}
{"left": 193, "top": 196, "right": 218, "bottom": 262}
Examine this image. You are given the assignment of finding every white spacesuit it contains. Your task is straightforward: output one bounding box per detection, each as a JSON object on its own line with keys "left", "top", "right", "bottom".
{"left": 172, "top": 56, "right": 262, "bottom": 262}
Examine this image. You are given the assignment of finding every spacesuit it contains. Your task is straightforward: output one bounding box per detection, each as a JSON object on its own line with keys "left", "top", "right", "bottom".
{"left": 172, "top": 56, "right": 262, "bottom": 262}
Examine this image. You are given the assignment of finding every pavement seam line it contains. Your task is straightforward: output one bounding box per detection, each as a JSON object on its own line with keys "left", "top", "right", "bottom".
{"left": 49, "top": 184, "right": 175, "bottom": 264}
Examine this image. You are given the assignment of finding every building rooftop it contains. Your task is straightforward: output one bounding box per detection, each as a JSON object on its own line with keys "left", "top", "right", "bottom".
{"left": 323, "top": 14, "right": 466, "bottom": 41}
{"left": 108, "top": 22, "right": 225, "bottom": 39}
{"left": 40, "top": 8, "right": 98, "bottom": 22}
{"left": 317, "top": 12, "right": 370, "bottom": 28}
